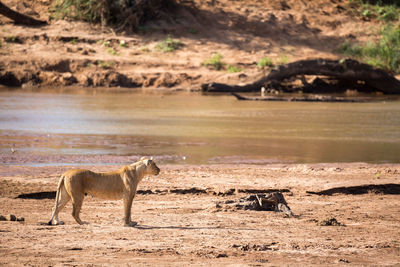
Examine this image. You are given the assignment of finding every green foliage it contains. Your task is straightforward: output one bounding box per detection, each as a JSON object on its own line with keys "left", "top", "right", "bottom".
{"left": 106, "top": 47, "right": 119, "bottom": 55}
{"left": 227, "top": 64, "right": 243, "bottom": 73}
{"left": 348, "top": 0, "right": 400, "bottom": 22}
{"left": 257, "top": 57, "right": 274, "bottom": 68}
{"left": 202, "top": 53, "right": 224, "bottom": 70}
{"left": 51, "top": 0, "right": 106, "bottom": 22}
{"left": 339, "top": 41, "right": 362, "bottom": 56}
{"left": 376, "top": 5, "right": 399, "bottom": 21}
{"left": 119, "top": 40, "right": 128, "bottom": 48}
{"left": 97, "top": 40, "right": 111, "bottom": 47}
{"left": 156, "top": 36, "right": 183, "bottom": 52}
{"left": 339, "top": 25, "right": 400, "bottom": 72}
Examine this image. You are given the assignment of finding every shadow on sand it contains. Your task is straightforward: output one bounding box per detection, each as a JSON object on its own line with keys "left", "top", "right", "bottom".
{"left": 306, "top": 184, "right": 400, "bottom": 196}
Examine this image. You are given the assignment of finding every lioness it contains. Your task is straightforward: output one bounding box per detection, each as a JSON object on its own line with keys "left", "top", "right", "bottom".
{"left": 48, "top": 157, "right": 160, "bottom": 226}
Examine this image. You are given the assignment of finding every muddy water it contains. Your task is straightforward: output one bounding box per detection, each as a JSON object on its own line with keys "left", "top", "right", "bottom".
{"left": 1, "top": 91, "right": 399, "bottom": 164}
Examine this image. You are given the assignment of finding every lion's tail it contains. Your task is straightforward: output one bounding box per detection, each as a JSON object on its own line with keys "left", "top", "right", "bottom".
{"left": 48, "top": 175, "right": 65, "bottom": 225}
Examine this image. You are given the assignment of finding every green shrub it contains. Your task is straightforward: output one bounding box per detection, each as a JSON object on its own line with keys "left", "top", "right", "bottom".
{"left": 339, "top": 41, "right": 363, "bottom": 56}
{"left": 156, "top": 36, "right": 183, "bottom": 52}
{"left": 339, "top": 25, "right": 400, "bottom": 72}
{"left": 376, "top": 5, "right": 399, "bottom": 22}
{"left": 227, "top": 64, "right": 243, "bottom": 73}
{"left": 348, "top": 0, "right": 400, "bottom": 22}
{"left": 106, "top": 47, "right": 119, "bottom": 55}
{"left": 257, "top": 57, "right": 274, "bottom": 68}
{"left": 202, "top": 53, "right": 224, "bottom": 70}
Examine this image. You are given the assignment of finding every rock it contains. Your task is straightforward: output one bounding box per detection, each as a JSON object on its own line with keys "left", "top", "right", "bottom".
{"left": 0, "top": 215, "right": 7, "bottom": 221}
{"left": 8, "top": 214, "right": 17, "bottom": 221}
{"left": 317, "top": 217, "right": 345, "bottom": 226}
{"left": 17, "top": 217, "right": 25, "bottom": 222}
{"left": 60, "top": 72, "right": 77, "bottom": 85}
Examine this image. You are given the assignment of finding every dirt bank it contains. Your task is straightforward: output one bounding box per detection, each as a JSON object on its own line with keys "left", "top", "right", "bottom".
{"left": 0, "top": 0, "right": 389, "bottom": 90}
{"left": 0, "top": 157, "right": 399, "bottom": 265}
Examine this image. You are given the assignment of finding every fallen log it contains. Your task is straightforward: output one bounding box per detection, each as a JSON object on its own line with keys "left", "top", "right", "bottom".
{"left": 202, "top": 58, "right": 400, "bottom": 94}
{"left": 212, "top": 192, "right": 294, "bottom": 217}
{"left": 0, "top": 1, "right": 47, "bottom": 26}
{"left": 232, "top": 92, "right": 378, "bottom": 102}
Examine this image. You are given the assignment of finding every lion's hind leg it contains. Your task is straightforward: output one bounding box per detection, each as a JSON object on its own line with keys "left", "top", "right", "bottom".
{"left": 48, "top": 183, "right": 70, "bottom": 225}
{"left": 71, "top": 194, "right": 85, "bottom": 225}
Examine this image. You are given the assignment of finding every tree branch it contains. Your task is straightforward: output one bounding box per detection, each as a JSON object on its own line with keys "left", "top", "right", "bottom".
{"left": 0, "top": 1, "right": 47, "bottom": 26}
{"left": 202, "top": 59, "right": 400, "bottom": 94}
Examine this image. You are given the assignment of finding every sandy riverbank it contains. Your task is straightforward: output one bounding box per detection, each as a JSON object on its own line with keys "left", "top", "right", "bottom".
{"left": 1, "top": 157, "right": 399, "bottom": 265}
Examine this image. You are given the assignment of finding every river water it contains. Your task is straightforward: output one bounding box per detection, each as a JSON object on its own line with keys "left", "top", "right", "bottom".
{"left": 0, "top": 91, "right": 399, "bottom": 164}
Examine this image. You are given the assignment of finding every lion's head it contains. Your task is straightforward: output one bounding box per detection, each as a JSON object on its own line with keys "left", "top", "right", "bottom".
{"left": 140, "top": 157, "right": 160, "bottom": 176}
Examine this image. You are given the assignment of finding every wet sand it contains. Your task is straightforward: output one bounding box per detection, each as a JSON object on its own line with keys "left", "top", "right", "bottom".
{"left": 1, "top": 154, "right": 399, "bottom": 266}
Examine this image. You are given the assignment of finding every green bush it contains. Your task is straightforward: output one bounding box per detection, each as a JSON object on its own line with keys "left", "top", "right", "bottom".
{"left": 156, "top": 36, "right": 183, "bottom": 52}
{"left": 339, "top": 25, "right": 400, "bottom": 72}
{"left": 227, "top": 64, "right": 243, "bottom": 73}
{"left": 257, "top": 57, "right": 274, "bottom": 68}
{"left": 106, "top": 47, "right": 119, "bottom": 55}
{"left": 348, "top": 0, "right": 400, "bottom": 22}
{"left": 202, "top": 53, "right": 224, "bottom": 70}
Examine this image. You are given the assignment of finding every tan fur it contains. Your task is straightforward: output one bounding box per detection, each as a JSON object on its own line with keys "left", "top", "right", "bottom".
{"left": 48, "top": 157, "right": 160, "bottom": 226}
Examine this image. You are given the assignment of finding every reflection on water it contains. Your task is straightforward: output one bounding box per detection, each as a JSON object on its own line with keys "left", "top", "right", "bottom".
{"left": 0, "top": 91, "right": 399, "bottom": 164}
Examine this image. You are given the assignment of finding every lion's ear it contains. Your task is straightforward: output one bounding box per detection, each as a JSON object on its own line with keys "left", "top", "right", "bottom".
{"left": 150, "top": 156, "right": 153, "bottom": 160}
{"left": 140, "top": 156, "right": 146, "bottom": 161}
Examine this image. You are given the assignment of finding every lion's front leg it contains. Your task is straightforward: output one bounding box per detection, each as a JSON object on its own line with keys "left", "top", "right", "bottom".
{"left": 123, "top": 191, "right": 137, "bottom": 227}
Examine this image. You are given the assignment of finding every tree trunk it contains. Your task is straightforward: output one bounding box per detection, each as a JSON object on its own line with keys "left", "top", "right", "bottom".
{"left": 202, "top": 59, "right": 400, "bottom": 94}
{"left": 0, "top": 1, "right": 46, "bottom": 26}
{"left": 231, "top": 92, "right": 381, "bottom": 102}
